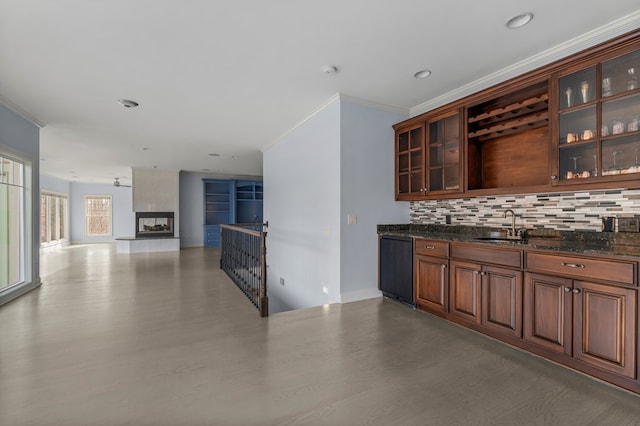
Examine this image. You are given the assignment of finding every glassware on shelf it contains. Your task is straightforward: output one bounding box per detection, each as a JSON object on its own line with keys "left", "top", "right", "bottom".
{"left": 580, "top": 81, "right": 591, "bottom": 103}
{"left": 629, "top": 148, "right": 640, "bottom": 174}
{"left": 628, "top": 68, "right": 638, "bottom": 91}
{"left": 602, "top": 77, "right": 613, "bottom": 97}
{"left": 582, "top": 129, "right": 594, "bottom": 140}
{"left": 606, "top": 150, "right": 622, "bottom": 175}
{"left": 564, "top": 87, "right": 574, "bottom": 108}
{"left": 592, "top": 154, "right": 598, "bottom": 177}
{"left": 601, "top": 124, "right": 609, "bottom": 137}
{"left": 628, "top": 115, "right": 639, "bottom": 132}
{"left": 612, "top": 119, "right": 625, "bottom": 135}
{"left": 567, "top": 155, "right": 582, "bottom": 179}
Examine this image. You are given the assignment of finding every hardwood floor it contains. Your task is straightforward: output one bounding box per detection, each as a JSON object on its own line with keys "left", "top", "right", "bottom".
{"left": 2, "top": 243, "right": 640, "bottom": 425}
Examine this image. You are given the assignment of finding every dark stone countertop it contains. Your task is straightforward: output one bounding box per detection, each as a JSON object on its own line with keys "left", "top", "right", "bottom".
{"left": 377, "top": 224, "right": 640, "bottom": 259}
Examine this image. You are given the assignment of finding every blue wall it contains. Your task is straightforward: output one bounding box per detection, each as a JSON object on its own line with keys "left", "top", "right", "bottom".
{"left": 69, "top": 182, "right": 134, "bottom": 243}
{"left": 40, "top": 174, "right": 71, "bottom": 195}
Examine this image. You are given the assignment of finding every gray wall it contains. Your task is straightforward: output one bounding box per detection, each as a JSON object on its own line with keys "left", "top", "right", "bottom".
{"left": 339, "top": 100, "right": 408, "bottom": 302}
{"left": 0, "top": 103, "right": 40, "bottom": 305}
{"left": 179, "top": 172, "right": 206, "bottom": 248}
{"left": 263, "top": 97, "right": 409, "bottom": 313}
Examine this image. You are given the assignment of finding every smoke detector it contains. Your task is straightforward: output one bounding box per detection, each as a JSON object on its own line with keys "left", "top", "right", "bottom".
{"left": 321, "top": 65, "right": 338, "bottom": 75}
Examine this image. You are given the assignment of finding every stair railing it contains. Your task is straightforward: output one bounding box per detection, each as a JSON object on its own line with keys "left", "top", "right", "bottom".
{"left": 220, "top": 222, "right": 268, "bottom": 317}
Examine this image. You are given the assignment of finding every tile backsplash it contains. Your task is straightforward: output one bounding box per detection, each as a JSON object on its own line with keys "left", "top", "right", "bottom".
{"left": 410, "top": 189, "right": 640, "bottom": 232}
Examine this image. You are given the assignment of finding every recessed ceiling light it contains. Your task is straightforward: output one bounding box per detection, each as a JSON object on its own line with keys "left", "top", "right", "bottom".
{"left": 117, "top": 99, "right": 139, "bottom": 108}
{"left": 142, "top": 147, "right": 151, "bottom": 151}
{"left": 506, "top": 12, "right": 533, "bottom": 29}
{"left": 321, "top": 65, "right": 338, "bottom": 75}
{"left": 202, "top": 168, "right": 211, "bottom": 172}
{"left": 152, "top": 165, "right": 158, "bottom": 169}
{"left": 414, "top": 69, "right": 432, "bottom": 79}
{"left": 231, "top": 155, "right": 240, "bottom": 159}
{"left": 208, "top": 153, "right": 220, "bottom": 157}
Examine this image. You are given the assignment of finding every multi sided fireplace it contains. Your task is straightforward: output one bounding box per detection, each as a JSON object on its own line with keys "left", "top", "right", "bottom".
{"left": 135, "top": 212, "right": 174, "bottom": 238}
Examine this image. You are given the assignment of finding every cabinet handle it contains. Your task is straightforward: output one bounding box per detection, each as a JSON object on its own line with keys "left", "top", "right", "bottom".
{"left": 564, "top": 287, "right": 571, "bottom": 292}
{"left": 550, "top": 175, "right": 558, "bottom": 180}
{"left": 572, "top": 288, "right": 581, "bottom": 294}
{"left": 424, "top": 245, "right": 435, "bottom": 249}
{"left": 561, "top": 262, "right": 585, "bottom": 268}
{"left": 441, "top": 264, "right": 447, "bottom": 269}
{"left": 479, "top": 271, "right": 486, "bottom": 276}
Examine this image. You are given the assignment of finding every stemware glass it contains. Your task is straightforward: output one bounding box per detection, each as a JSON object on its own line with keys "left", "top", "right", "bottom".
{"left": 611, "top": 150, "right": 621, "bottom": 174}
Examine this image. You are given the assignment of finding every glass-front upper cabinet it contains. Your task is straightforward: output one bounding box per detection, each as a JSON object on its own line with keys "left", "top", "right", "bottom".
{"left": 395, "top": 122, "right": 424, "bottom": 199}
{"left": 556, "top": 48, "right": 640, "bottom": 184}
{"left": 426, "top": 111, "right": 461, "bottom": 193}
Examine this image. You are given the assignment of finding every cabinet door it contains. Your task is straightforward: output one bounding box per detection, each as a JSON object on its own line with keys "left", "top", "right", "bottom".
{"left": 415, "top": 255, "right": 448, "bottom": 313}
{"left": 481, "top": 266, "right": 523, "bottom": 338}
{"left": 426, "top": 111, "right": 462, "bottom": 193}
{"left": 524, "top": 273, "right": 573, "bottom": 356}
{"left": 395, "top": 123, "right": 425, "bottom": 200}
{"left": 573, "top": 280, "right": 637, "bottom": 379}
{"left": 449, "top": 260, "right": 481, "bottom": 324}
{"left": 553, "top": 48, "right": 640, "bottom": 187}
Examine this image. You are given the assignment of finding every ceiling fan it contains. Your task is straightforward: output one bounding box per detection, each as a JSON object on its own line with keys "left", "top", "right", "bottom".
{"left": 113, "top": 177, "right": 131, "bottom": 187}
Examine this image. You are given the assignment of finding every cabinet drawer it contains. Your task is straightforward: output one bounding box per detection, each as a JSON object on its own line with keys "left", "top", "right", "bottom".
{"left": 414, "top": 238, "right": 449, "bottom": 257}
{"left": 526, "top": 252, "right": 636, "bottom": 285}
{"left": 450, "top": 244, "right": 522, "bottom": 268}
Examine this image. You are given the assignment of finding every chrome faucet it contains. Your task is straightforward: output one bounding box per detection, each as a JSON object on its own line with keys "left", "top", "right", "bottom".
{"left": 503, "top": 209, "right": 518, "bottom": 239}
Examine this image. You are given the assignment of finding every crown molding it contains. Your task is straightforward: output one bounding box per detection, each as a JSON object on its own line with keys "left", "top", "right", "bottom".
{"left": 411, "top": 10, "right": 640, "bottom": 116}
{"left": 338, "top": 94, "right": 409, "bottom": 115}
{"left": 263, "top": 93, "right": 409, "bottom": 152}
{"left": 0, "top": 94, "right": 46, "bottom": 128}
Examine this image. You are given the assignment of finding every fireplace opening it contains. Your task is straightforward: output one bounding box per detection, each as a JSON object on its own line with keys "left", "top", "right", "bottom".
{"left": 135, "top": 212, "right": 174, "bottom": 238}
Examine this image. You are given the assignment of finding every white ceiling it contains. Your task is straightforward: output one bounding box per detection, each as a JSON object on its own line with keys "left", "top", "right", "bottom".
{"left": 1, "top": 1, "right": 639, "bottom": 186}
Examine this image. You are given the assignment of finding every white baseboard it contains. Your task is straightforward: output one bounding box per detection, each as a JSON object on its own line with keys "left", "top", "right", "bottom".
{"left": 340, "top": 288, "right": 382, "bottom": 304}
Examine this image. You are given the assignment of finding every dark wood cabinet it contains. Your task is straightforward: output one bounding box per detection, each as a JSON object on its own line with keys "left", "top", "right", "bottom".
{"left": 394, "top": 110, "right": 462, "bottom": 200}
{"left": 481, "top": 265, "right": 523, "bottom": 338}
{"left": 449, "top": 259, "right": 522, "bottom": 338}
{"left": 426, "top": 111, "right": 462, "bottom": 194}
{"left": 393, "top": 29, "right": 640, "bottom": 200}
{"left": 414, "top": 238, "right": 449, "bottom": 313}
{"left": 415, "top": 255, "right": 448, "bottom": 313}
{"left": 553, "top": 45, "right": 640, "bottom": 186}
{"left": 449, "top": 260, "right": 482, "bottom": 324}
{"left": 524, "top": 272, "right": 573, "bottom": 355}
{"left": 573, "top": 280, "right": 636, "bottom": 379}
{"left": 524, "top": 255, "right": 637, "bottom": 379}
{"left": 387, "top": 231, "right": 640, "bottom": 393}
{"left": 395, "top": 123, "right": 424, "bottom": 199}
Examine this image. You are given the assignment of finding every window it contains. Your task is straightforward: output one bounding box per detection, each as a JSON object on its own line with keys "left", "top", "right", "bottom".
{"left": 85, "top": 195, "right": 112, "bottom": 236}
{"left": 0, "top": 154, "right": 24, "bottom": 290}
{"left": 41, "top": 192, "right": 68, "bottom": 246}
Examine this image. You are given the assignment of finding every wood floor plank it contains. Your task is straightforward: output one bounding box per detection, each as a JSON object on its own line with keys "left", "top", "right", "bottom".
{"left": 1, "top": 243, "right": 640, "bottom": 425}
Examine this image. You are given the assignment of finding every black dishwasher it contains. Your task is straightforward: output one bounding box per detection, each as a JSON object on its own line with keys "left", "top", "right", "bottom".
{"left": 379, "top": 235, "right": 414, "bottom": 307}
